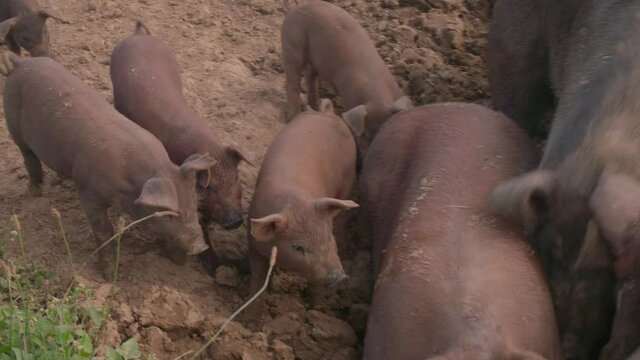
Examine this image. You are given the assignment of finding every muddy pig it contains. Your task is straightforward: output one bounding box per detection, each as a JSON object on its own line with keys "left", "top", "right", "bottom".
{"left": 489, "top": 1, "right": 640, "bottom": 358}
{"left": 1, "top": 52, "right": 215, "bottom": 279}
{"left": 0, "top": 0, "right": 66, "bottom": 57}
{"left": 281, "top": 0, "right": 412, "bottom": 152}
{"left": 110, "top": 22, "right": 249, "bottom": 271}
{"left": 247, "top": 99, "right": 361, "bottom": 316}
{"left": 360, "top": 104, "right": 563, "bottom": 360}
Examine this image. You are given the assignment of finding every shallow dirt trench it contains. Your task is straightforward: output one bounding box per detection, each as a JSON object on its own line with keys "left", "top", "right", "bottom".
{"left": 0, "top": 0, "right": 491, "bottom": 358}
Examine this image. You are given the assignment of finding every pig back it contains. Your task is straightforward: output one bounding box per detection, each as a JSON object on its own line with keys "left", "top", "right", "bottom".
{"left": 361, "top": 104, "right": 562, "bottom": 359}
{"left": 4, "top": 57, "right": 171, "bottom": 184}
{"left": 253, "top": 111, "right": 357, "bottom": 209}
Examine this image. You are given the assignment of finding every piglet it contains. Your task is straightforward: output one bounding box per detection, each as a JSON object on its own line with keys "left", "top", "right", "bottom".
{"left": 247, "top": 99, "right": 361, "bottom": 316}
{"left": 1, "top": 52, "right": 215, "bottom": 279}
{"left": 110, "top": 21, "right": 250, "bottom": 271}
{"left": 360, "top": 104, "right": 564, "bottom": 359}
{"left": 281, "top": 0, "right": 412, "bottom": 151}
{"left": 0, "top": 0, "right": 66, "bottom": 57}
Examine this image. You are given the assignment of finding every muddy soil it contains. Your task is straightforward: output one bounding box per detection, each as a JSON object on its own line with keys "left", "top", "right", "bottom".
{"left": 0, "top": 0, "right": 492, "bottom": 358}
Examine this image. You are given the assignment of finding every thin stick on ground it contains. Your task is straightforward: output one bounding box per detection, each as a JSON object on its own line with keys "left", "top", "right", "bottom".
{"left": 89, "top": 210, "right": 178, "bottom": 258}
{"left": 187, "top": 246, "right": 278, "bottom": 360}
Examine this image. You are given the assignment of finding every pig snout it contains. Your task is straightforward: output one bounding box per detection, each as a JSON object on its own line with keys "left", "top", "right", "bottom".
{"left": 327, "top": 269, "right": 349, "bottom": 287}
{"left": 188, "top": 234, "right": 209, "bottom": 255}
{"left": 223, "top": 213, "right": 244, "bottom": 230}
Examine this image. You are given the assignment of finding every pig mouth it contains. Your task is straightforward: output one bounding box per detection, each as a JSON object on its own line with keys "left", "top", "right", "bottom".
{"left": 222, "top": 215, "right": 245, "bottom": 230}
{"left": 326, "top": 270, "right": 349, "bottom": 287}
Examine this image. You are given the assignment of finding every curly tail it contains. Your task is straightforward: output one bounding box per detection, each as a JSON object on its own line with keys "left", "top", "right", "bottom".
{"left": 134, "top": 20, "right": 151, "bottom": 35}
{"left": 0, "top": 51, "right": 20, "bottom": 76}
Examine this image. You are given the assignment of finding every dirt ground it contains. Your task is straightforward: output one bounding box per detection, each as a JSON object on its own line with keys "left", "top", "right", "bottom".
{"left": 0, "top": 0, "right": 492, "bottom": 358}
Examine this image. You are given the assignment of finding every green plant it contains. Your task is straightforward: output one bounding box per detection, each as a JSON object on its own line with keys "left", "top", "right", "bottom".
{"left": 0, "top": 213, "right": 149, "bottom": 360}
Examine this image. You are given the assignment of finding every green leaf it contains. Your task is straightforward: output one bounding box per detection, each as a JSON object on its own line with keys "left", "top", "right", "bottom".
{"left": 116, "top": 338, "right": 142, "bottom": 359}
{"left": 105, "top": 346, "right": 123, "bottom": 360}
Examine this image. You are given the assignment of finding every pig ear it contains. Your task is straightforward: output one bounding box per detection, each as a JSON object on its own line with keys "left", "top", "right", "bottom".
{"left": 341, "top": 104, "right": 367, "bottom": 137}
{"left": 589, "top": 172, "right": 640, "bottom": 276}
{"left": 180, "top": 153, "right": 216, "bottom": 187}
{"left": 135, "top": 177, "right": 180, "bottom": 213}
{"left": 0, "top": 17, "right": 18, "bottom": 39}
{"left": 313, "top": 198, "right": 359, "bottom": 218}
{"left": 225, "top": 146, "right": 253, "bottom": 166}
{"left": 37, "top": 10, "right": 69, "bottom": 24}
{"left": 390, "top": 96, "right": 413, "bottom": 113}
{"left": 250, "top": 214, "right": 288, "bottom": 242}
{"left": 318, "top": 98, "right": 335, "bottom": 114}
{"left": 489, "top": 170, "right": 555, "bottom": 234}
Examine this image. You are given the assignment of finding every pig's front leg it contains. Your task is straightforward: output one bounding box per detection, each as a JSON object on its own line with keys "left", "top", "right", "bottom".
{"left": 79, "top": 193, "right": 116, "bottom": 281}
{"left": 239, "top": 244, "right": 270, "bottom": 328}
{"left": 197, "top": 218, "right": 220, "bottom": 275}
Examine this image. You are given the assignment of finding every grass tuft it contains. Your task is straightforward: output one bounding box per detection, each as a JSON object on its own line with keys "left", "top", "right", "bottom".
{"left": 0, "top": 213, "right": 155, "bottom": 360}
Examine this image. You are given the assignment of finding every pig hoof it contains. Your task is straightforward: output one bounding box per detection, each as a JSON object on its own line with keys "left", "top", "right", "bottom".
{"left": 27, "top": 184, "right": 42, "bottom": 197}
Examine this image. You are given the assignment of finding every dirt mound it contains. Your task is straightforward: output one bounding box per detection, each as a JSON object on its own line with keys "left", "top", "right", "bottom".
{"left": 0, "top": 0, "right": 490, "bottom": 358}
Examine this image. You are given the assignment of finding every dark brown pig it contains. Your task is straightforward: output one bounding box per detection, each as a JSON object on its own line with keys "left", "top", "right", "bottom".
{"left": 1, "top": 52, "right": 215, "bottom": 279}
{"left": 281, "top": 0, "right": 412, "bottom": 151}
{"left": 360, "top": 104, "right": 563, "bottom": 360}
{"left": 0, "top": 0, "right": 66, "bottom": 57}
{"left": 247, "top": 99, "right": 360, "bottom": 315}
{"left": 489, "top": 1, "right": 640, "bottom": 358}
{"left": 110, "top": 22, "right": 249, "bottom": 270}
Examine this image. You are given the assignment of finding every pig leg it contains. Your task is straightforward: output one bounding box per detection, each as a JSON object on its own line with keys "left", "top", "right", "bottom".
{"left": 6, "top": 36, "right": 21, "bottom": 55}
{"left": 283, "top": 52, "right": 304, "bottom": 122}
{"left": 488, "top": 0, "right": 554, "bottom": 139}
{"left": 197, "top": 219, "right": 220, "bottom": 275}
{"left": 304, "top": 64, "right": 319, "bottom": 111}
{"left": 79, "top": 194, "right": 117, "bottom": 280}
{"left": 239, "top": 245, "right": 269, "bottom": 328}
{"left": 19, "top": 147, "right": 43, "bottom": 196}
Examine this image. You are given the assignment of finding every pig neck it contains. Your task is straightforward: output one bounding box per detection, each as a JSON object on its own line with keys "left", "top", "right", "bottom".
{"left": 163, "top": 104, "right": 224, "bottom": 165}
{"left": 336, "top": 70, "right": 402, "bottom": 110}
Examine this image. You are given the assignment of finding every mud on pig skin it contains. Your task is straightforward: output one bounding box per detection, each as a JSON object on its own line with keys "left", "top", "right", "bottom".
{"left": 110, "top": 21, "right": 250, "bottom": 271}
{"left": 0, "top": 0, "right": 66, "bottom": 57}
{"left": 246, "top": 99, "right": 361, "bottom": 319}
{"left": 360, "top": 104, "right": 563, "bottom": 360}
{"left": 281, "top": 0, "right": 412, "bottom": 153}
{"left": 1, "top": 52, "right": 215, "bottom": 280}
{"left": 489, "top": 1, "right": 640, "bottom": 358}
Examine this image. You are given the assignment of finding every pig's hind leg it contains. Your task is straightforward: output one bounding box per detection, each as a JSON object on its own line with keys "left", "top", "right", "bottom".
{"left": 304, "top": 64, "right": 319, "bottom": 110}
{"left": 282, "top": 50, "right": 305, "bottom": 122}
{"left": 19, "top": 147, "right": 44, "bottom": 196}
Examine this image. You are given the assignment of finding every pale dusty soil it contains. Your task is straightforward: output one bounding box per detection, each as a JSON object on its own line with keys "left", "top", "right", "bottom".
{"left": 0, "top": 0, "right": 492, "bottom": 358}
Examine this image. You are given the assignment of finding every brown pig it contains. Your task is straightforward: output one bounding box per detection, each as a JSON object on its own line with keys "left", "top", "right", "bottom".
{"left": 1, "top": 52, "right": 215, "bottom": 279}
{"left": 110, "top": 22, "right": 249, "bottom": 270}
{"left": 0, "top": 0, "right": 66, "bottom": 57}
{"left": 247, "top": 99, "right": 360, "bottom": 312}
{"left": 281, "top": 0, "right": 412, "bottom": 151}
{"left": 360, "top": 104, "right": 564, "bottom": 360}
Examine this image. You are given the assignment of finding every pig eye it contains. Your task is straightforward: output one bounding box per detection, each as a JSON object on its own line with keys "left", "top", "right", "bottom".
{"left": 291, "top": 244, "right": 307, "bottom": 254}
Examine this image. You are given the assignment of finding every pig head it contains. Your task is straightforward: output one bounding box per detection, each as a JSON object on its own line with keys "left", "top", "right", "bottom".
{"left": 0, "top": 1, "right": 66, "bottom": 57}
{"left": 198, "top": 146, "right": 248, "bottom": 230}
{"left": 132, "top": 153, "right": 217, "bottom": 265}
{"left": 490, "top": 169, "right": 640, "bottom": 359}
{"left": 250, "top": 197, "right": 357, "bottom": 286}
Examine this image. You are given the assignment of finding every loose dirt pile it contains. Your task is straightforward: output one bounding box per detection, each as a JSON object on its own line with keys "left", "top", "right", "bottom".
{"left": 0, "top": 0, "right": 491, "bottom": 358}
